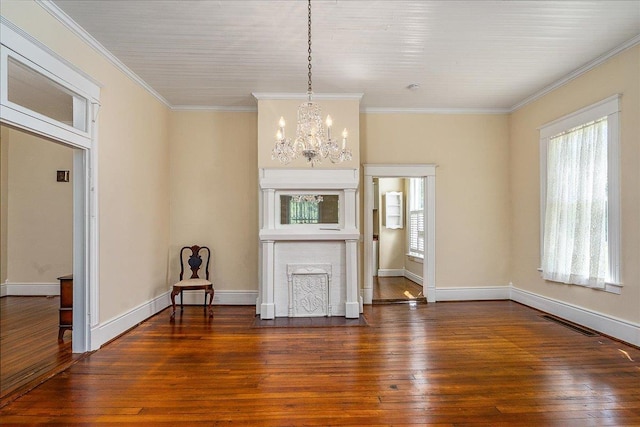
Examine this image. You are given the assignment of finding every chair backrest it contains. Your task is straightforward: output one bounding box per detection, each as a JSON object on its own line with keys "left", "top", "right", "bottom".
{"left": 179, "top": 245, "right": 210, "bottom": 281}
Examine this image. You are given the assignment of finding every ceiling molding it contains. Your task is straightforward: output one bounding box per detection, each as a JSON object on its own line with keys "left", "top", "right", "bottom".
{"left": 36, "top": 0, "right": 171, "bottom": 108}
{"left": 252, "top": 93, "right": 364, "bottom": 101}
{"left": 361, "top": 107, "right": 510, "bottom": 115}
{"left": 510, "top": 34, "right": 640, "bottom": 113}
{"left": 171, "top": 105, "right": 257, "bottom": 113}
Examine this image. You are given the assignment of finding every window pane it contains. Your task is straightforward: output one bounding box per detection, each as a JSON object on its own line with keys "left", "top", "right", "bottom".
{"left": 7, "top": 57, "right": 87, "bottom": 132}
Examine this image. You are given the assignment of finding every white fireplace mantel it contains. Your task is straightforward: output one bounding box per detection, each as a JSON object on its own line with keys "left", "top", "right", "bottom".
{"left": 257, "top": 168, "right": 361, "bottom": 320}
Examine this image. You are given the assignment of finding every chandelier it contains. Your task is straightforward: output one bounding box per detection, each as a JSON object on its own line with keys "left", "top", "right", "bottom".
{"left": 271, "top": 0, "right": 352, "bottom": 167}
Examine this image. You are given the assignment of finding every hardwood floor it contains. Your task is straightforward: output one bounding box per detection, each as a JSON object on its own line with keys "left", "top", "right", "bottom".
{"left": 1, "top": 301, "right": 639, "bottom": 425}
{"left": 0, "top": 296, "right": 84, "bottom": 407}
{"left": 373, "top": 276, "right": 426, "bottom": 303}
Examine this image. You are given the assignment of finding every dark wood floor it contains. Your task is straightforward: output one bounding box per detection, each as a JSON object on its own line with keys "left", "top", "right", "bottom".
{"left": 1, "top": 301, "right": 639, "bottom": 425}
{"left": 0, "top": 296, "right": 82, "bottom": 407}
{"left": 373, "top": 275, "right": 426, "bottom": 303}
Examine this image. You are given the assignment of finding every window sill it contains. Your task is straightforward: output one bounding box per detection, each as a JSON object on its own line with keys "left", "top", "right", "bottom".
{"left": 406, "top": 253, "right": 424, "bottom": 263}
{"left": 536, "top": 268, "right": 623, "bottom": 295}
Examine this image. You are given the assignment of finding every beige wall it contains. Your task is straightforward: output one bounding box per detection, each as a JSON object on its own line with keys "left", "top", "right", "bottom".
{"left": 257, "top": 98, "right": 360, "bottom": 169}
{"left": 361, "top": 113, "right": 511, "bottom": 287}
{"left": 378, "top": 178, "right": 404, "bottom": 270}
{"left": 2, "top": 1, "right": 171, "bottom": 322}
{"left": 2, "top": 126, "right": 73, "bottom": 284}
{"left": 510, "top": 45, "right": 640, "bottom": 323}
{"left": 169, "top": 111, "right": 258, "bottom": 291}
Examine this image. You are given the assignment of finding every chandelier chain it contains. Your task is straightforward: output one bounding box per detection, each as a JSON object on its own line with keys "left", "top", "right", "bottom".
{"left": 307, "top": 0, "right": 312, "bottom": 94}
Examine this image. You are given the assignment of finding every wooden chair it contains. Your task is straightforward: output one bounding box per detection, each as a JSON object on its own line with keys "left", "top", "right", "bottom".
{"left": 170, "top": 245, "right": 214, "bottom": 321}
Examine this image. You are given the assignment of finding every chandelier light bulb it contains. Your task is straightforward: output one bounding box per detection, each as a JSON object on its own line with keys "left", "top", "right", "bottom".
{"left": 279, "top": 116, "right": 286, "bottom": 128}
{"left": 276, "top": 129, "right": 282, "bottom": 140}
{"left": 326, "top": 115, "right": 332, "bottom": 127}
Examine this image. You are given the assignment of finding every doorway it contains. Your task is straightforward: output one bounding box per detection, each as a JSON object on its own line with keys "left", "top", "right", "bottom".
{"left": 372, "top": 177, "right": 426, "bottom": 304}
{"left": 363, "top": 164, "right": 437, "bottom": 305}
{"left": 0, "top": 125, "right": 85, "bottom": 404}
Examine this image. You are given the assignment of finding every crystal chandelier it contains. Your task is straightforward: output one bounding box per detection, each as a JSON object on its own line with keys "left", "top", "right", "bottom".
{"left": 271, "top": 0, "right": 352, "bottom": 167}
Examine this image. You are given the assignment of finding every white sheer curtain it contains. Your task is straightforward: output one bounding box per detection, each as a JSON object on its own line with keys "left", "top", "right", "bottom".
{"left": 542, "top": 117, "right": 608, "bottom": 287}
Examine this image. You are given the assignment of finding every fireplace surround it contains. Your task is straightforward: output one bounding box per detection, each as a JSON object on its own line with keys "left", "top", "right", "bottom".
{"left": 257, "top": 168, "right": 361, "bottom": 319}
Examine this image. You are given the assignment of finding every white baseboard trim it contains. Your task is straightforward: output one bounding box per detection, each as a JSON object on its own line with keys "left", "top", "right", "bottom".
{"left": 403, "top": 270, "right": 423, "bottom": 286}
{"left": 1, "top": 282, "right": 60, "bottom": 296}
{"left": 377, "top": 269, "right": 404, "bottom": 277}
{"left": 510, "top": 286, "right": 640, "bottom": 347}
{"left": 436, "top": 286, "right": 510, "bottom": 301}
{"left": 91, "top": 291, "right": 170, "bottom": 350}
{"left": 175, "top": 290, "right": 258, "bottom": 305}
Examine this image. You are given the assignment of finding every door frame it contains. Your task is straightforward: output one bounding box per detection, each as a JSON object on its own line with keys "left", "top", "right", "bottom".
{"left": 1, "top": 18, "right": 100, "bottom": 353}
{"left": 363, "top": 164, "right": 436, "bottom": 304}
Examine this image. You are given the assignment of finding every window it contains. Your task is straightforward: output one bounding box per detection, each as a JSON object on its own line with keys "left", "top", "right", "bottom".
{"left": 540, "top": 95, "right": 621, "bottom": 292}
{"left": 408, "top": 178, "right": 424, "bottom": 259}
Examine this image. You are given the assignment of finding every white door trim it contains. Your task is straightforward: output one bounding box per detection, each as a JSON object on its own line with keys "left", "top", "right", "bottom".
{"left": 363, "top": 164, "right": 437, "bottom": 303}
{"left": 1, "top": 18, "right": 100, "bottom": 353}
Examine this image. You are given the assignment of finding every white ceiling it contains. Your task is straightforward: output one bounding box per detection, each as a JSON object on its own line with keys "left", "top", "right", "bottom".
{"left": 51, "top": 0, "right": 640, "bottom": 112}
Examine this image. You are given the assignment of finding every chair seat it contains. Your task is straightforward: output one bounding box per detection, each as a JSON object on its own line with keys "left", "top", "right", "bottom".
{"left": 173, "top": 278, "right": 212, "bottom": 289}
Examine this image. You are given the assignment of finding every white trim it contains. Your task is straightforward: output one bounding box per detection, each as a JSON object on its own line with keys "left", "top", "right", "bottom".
{"left": 252, "top": 92, "right": 363, "bottom": 101}
{"left": 377, "top": 269, "right": 404, "bottom": 277}
{"left": 539, "top": 95, "right": 621, "bottom": 290}
{"left": 539, "top": 94, "right": 621, "bottom": 138}
{"left": 403, "top": 269, "right": 423, "bottom": 286}
{"left": 91, "top": 291, "right": 170, "bottom": 349}
{"left": 436, "top": 286, "right": 510, "bottom": 301}
{"left": 511, "top": 35, "right": 640, "bottom": 112}
{"left": 362, "top": 107, "right": 509, "bottom": 115}
{"left": 510, "top": 286, "right": 640, "bottom": 347}
{"left": 171, "top": 105, "right": 257, "bottom": 113}
{"left": 177, "top": 290, "right": 259, "bottom": 306}
{"left": 363, "top": 164, "right": 437, "bottom": 304}
{"left": 1, "top": 17, "right": 100, "bottom": 354}
{"left": 1, "top": 282, "right": 60, "bottom": 296}
{"left": 259, "top": 168, "right": 359, "bottom": 190}
{"left": 35, "top": 0, "right": 170, "bottom": 108}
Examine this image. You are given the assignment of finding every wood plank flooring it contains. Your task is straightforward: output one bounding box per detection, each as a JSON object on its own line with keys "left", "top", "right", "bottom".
{"left": 2, "top": 301, "right": 639, "bottom": 425}
{"left": 0, "top": 296, "right": 83, "bottom": 407}
{"left": 373, "top": 276, "right": 426, "bottom": 303}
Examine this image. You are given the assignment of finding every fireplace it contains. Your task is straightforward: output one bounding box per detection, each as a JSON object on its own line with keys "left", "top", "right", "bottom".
{"left": 258, "top": 168, "right": 361, "bottom": 319}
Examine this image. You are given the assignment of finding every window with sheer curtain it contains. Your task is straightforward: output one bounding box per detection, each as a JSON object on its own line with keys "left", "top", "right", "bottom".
{"left": 539, "top": 96, "right": 621, "bottom": 292}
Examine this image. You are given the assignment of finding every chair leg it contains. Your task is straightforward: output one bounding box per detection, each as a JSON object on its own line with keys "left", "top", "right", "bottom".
{"left": 207, "top": 288, "right": 214, "bottom": 318}
{"left": 170, "top": 288, "right": 179, "bottom": 321}
{"left": 180, "top": 289, "right": 184, "bottom": 312}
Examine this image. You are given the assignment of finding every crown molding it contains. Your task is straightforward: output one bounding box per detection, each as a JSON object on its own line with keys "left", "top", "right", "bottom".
{"left": 361, "top": 107, "right": 510, "bottom": 115}
{"left": 36, "top": 0, "right": 171, "bottom": 108}
{"left": 171, "top": 105, "right": 257, "bottom": 113}
{"left": 252, "top": 92, "right": 364, "bottom": 101}
{"left": 510, "top": 34, "right": 640, "bottom": 112}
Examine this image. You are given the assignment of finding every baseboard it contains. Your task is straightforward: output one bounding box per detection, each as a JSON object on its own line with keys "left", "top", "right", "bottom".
{"left": 1, "top": 282, "right": 59, "bottom": 296}
{"left": 175, "top": 290, "right": 258, "bottom": 305}
{"left": 377, "top": 269, "right": 404, "bottom": 277}
{"left": 91, "top": 291, "right": 170, "bottom": 349}
{"left": 510, "top": 286, "right": 640, "bottom": 347}
{"left": 436, "top": 286, "right": 510, "bottom": 301}
{"left": 403, "top": 270, "right": 423, "bottom": 285}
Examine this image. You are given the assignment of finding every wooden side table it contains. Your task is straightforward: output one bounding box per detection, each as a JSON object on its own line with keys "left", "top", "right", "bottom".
{"left": 58, "top": 274, "right": 73, "bottom": 341}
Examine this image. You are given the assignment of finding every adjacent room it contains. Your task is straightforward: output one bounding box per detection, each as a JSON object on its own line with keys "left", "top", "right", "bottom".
{"left": 1, "top": 0, "right": 639, "bottom": 424}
